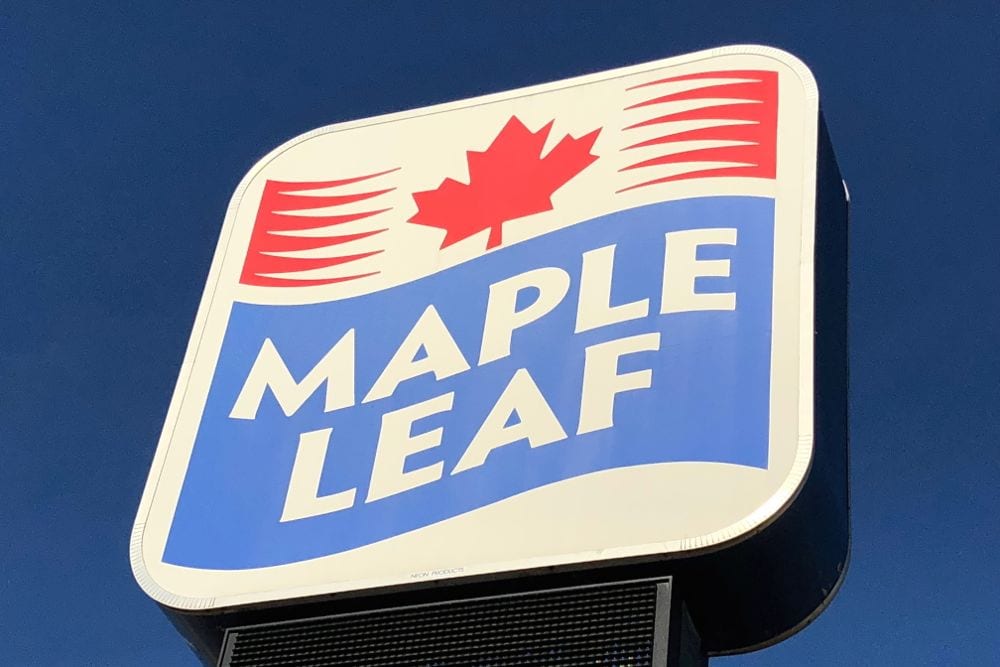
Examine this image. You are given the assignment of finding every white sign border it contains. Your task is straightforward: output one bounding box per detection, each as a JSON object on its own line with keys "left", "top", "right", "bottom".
{"left": 131, "top": 44, "right": 819, "bottom": 611}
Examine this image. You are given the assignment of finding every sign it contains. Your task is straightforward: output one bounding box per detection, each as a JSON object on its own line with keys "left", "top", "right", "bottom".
{"left": 132, "top": 45, "right": 826, "bottom": 611}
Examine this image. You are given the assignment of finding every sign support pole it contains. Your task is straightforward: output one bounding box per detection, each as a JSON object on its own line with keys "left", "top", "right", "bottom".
{"left": 655, "top": 579, "right": 708, "bottom": 667}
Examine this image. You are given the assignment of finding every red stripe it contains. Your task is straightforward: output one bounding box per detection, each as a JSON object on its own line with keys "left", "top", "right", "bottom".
{"left": 617, "top": 166, "right": 765, "bottom": 193}
{"left": 267, "top": 168, "right": 399, "bottom": 191}
{"left": 253, "top": 208, "right": 391, "bottom": 232}
{"left": 241, "top": 250, "right": 384, "bottom": 284}
{"left": 620, "top": 144, "right": 766, "bottom": 173}
{"left": 626, "top": 69, "right": 769, "bottom": 91}
{"left": 623, "top": 102, "right": 767, "bottom": 131}
{"left": 241, "top": 171, "right": 396, "bottom": 287}
{"left": 625, "top": 81, "right": 770, "bottom": 111}
{"left": 265, "top": 188, "right": 394, "bottom": 212}
{"left": 622, "top": 123, "right": 767, "bottom": 151}
{"left": 253, "top": 229, "right": 387, "bottom": 254}
{"left": 619, "top": 70, "right": 778, "bottom": 192}
{"left": 247, "top": 271, "right": 381, "bottom": 288}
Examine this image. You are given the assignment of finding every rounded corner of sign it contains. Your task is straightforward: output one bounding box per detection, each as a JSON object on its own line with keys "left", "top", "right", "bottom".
{"left": 710, "top": 44, "right": 819, "bottom": 104}
{"left": 223, "top": 152, "right": 280, "bottom": 219}
{"left": 129, "top": 525, "right": 214, "bottom": 612}
{"left": 774, "top": 434, "right": 818, "bottom": 513}
{"left": 134, "top": 570, "right": 216, "bottom": 613}
{"left": 775, "top": 431, "right": 818, "bottom": 516}
{"left": 220, "top": 125, "right": 331, "bottom": 224}
{"left": 704, "top": 434, "right": 817, "bottom": 554}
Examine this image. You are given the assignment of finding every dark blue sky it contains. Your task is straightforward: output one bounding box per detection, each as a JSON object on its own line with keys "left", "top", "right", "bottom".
{"left": 3, "top": 2, "right": 998, "bottom": 665}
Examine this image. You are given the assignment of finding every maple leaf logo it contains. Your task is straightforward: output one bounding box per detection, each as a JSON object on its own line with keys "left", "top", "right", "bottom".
{"left": 409, "top": 116, "right": 601, "bottom": 249}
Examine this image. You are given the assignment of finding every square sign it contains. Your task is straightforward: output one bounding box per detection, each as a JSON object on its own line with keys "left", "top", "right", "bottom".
{"left": 132, "top": 46, "right": 822, "bottom": 611}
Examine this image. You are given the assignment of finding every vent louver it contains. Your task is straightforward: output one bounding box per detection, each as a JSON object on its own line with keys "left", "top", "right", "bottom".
{"left": 220, "top": 579, "right": 669, "bottom": 666}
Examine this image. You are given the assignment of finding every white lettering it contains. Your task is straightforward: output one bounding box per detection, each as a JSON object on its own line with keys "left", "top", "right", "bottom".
{"left": 229, "top": 332, "right": 355, "bottom": 420}
{"left": 577, "top": 332, "right": 660, "bottom": 435}
{"left": 479, "top": 267, "right": 570, "bottom": 365}
{"left": 452, "top": 368, "right": 567, "bottom": 474}
{"left": 364, "top": 306, "right": 469, "bottom": 403}
{"left": 661, "top": 228, "right": 737, "bottom": 314}
{"left": 280, "top": 428, "right": 357, "bottom": 522}
{"left": 575, "top": 244, "right": 649, "bottom": 333}
{"left": 366, "top": 392, "right": 453, "bottom": 503}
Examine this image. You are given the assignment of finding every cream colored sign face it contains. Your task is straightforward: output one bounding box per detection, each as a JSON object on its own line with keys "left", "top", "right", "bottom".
{"left": 131, "top": 46, "right": 819, "bottom": 611}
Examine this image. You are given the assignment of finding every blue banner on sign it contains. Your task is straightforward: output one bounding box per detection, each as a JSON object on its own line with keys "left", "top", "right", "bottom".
{"left": 165, "top": 196, "right": 774, "bottom": 570}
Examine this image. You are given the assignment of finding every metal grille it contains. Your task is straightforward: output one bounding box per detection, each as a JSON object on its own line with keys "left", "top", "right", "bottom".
{"left": 220, "top": 580, "right": 665, "bottom": 666}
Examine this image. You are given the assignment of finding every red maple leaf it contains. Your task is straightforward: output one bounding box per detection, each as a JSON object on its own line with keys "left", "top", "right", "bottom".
{"left": 409, "top": 116, "right": 601, "bottom": 249}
